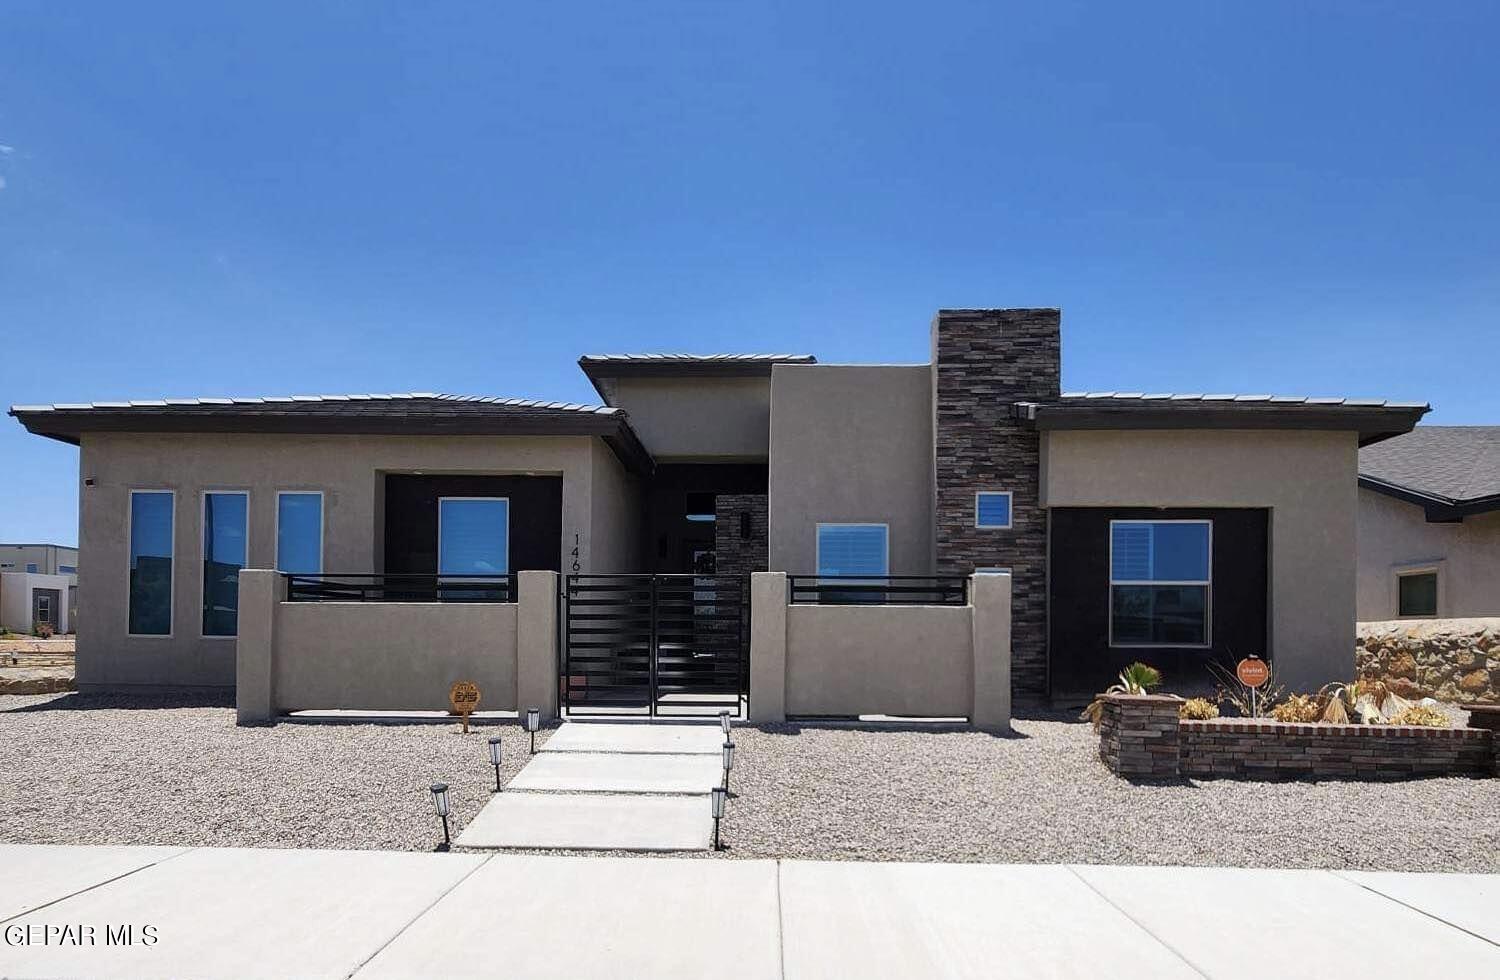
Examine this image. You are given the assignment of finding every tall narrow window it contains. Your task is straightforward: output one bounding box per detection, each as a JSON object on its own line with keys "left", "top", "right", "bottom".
{"left": 202, "top": 492, "right": 248, "bottom": 637}
{"left": 438, "top": 498, "right": 510, "bottom": 576}
{"left": 276, "top": 492, "right": 323, "bottom": 574}
{"left": 816, "top": 524, "right": 889, "bottom": 578}
{"left": 129, "top": 491, "right": 174, "bottom": 636}
{"left": 1109, "top": 520, "right": 1211, "bottom": 646}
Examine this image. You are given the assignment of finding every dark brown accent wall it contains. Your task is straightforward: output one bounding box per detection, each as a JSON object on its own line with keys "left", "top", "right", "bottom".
{"left": 1048, "top": 507, "right": 1269, "bottom": 697}
{"left": 932, "top": 309, "right": 1061, "bottom": 700}
{"left": 383, "top": 474, "right": 562, "bottom": 574}
{"left": 714, "top": 494, "right": 768, "bottom": 578}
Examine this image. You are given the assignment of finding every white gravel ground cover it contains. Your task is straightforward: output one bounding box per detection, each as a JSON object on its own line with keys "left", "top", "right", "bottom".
{"left": 3, "top": 692, "right": 1497, "bottom": 870}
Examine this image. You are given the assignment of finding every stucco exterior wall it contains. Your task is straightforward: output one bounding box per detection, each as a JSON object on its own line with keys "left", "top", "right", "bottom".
{"left": 588, "top": 438, "right": 644, "bottom": 573}
{"left": 1356, "top": 487, "right": 1500, "bottom": 620}
{"left": 767, "top": 365, "right": 934, "bottom": 575}
{"left": 1043, "top": 428, "right": 1358, "bottom": 692}
{"left": 76, "top": 431, "right": 609, "bottom": 689}
{"left": 600, "top": 377, "right": 771, "bottom": 460}
{"left": 274, "top": 601, "right": 519, "bottom": 712}
{"left": 784, "top": 604, "right": 972, "bottom": 717}
{"left": 752, "top": 571, "right": 1011, "bottom": 728}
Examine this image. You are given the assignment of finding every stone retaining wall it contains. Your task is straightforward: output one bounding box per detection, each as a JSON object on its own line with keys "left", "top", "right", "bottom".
{"left": 1099, "top": 694, "right": 1497, "bottom": 780}
{"left": 1356, "top": 618, "right": 1500, "bottom": 705}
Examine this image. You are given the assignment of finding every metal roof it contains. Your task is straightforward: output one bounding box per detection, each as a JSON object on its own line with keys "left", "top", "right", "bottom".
{"left": 10, "top": 392, "right": 620, "bottom": 416}
{"left": 1060, "top": 392, "right": 1428, "bottom": 408}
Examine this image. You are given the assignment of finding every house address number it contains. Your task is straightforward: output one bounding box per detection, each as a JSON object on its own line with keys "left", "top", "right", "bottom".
{"left": 571, "top": 533, "right": 582, "bottom": 572}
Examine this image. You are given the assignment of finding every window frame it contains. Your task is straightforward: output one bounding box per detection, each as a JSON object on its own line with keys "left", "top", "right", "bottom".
{"left": 127, "top": 489, "right": 176, "bottom": 639}
{"left": 974, "top": 491, "right": 1014, "bottom": 530}
{"left": 437, "top": 496, "right": 511, "bottom": 578}
{"left": 200, "top": 489, "right": 250, "bottom": 640}
{"left": 814, "top": 522, "right": 890, "bottom": 580}
{"left": 1107, "top": 518, "right": 1213, "bottom": 649}
{"left": 1392, "top": 563, "right": 1441, "bottom": 619}
{"left": 275, "top": 490, "right": 325, "bottom": 575}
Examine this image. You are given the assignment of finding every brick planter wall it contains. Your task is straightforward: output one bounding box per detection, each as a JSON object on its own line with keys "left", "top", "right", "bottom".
{"left": 1098, "top": 696, "right": 1498, "bottom": 780}
{"left": 1097, "top": 694, "right": 1180, "bottom": 778}
{"left": 1178, "top": 720, "right": 1493, "bottom": 779}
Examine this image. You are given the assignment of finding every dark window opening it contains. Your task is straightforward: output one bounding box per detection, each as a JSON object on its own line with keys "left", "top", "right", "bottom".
{"left": 1398, "top": 572, "right": 1438, "bottom": 617}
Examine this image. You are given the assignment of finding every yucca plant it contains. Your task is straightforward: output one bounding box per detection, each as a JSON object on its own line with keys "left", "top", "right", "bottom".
{"left": 1080, "top": 662, "right": 1163, "bottom": 729}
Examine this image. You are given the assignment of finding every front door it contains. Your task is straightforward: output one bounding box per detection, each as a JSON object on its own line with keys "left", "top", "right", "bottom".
{"left": 32, "top": 588, "right": 60, "bottom": 631}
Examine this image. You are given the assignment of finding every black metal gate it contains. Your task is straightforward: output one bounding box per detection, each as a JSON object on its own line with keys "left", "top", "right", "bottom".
{"left": 562, "top": 574, "right": 748, "bottom": 717}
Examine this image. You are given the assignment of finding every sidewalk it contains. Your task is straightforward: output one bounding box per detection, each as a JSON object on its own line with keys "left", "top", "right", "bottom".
{"left": 1, "top": 844, "right": 1495, "bottom": 978}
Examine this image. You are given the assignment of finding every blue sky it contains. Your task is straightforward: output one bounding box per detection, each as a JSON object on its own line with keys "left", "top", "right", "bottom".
{"left": 2, "top": 2, "right": 1497, "bottom": 545}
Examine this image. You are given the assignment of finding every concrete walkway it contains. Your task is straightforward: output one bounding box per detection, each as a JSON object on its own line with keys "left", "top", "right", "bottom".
{"left": 455, "top": 719, "right": 725, "bottom": 851}
{"left": 0, "top": 845, "right": 1494, "bottom": 979}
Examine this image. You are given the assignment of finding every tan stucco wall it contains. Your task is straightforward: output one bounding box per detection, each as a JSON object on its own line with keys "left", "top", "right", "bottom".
{"left": 76, "top": 431, "right": 614, "bottom": 688}
{"left": 588, "top": 439, "right": 644, "bottom": 573}
{"left": 768, "top": 365, "right": 934, "bottom": 575}
{"left": 1043, "top": 429, "right": 1359, "bottom": 692}
{"left": 784, "top": 603, "right": 973, "bottom": 717}
{"left": 601, "top": 377, "right": 771, "bottom": 460}
{"left": 275, "top": 601, "right": 519, "bottom": 712}
{"left": 1356, "top": 488, "right": 1500, "bottom": 620}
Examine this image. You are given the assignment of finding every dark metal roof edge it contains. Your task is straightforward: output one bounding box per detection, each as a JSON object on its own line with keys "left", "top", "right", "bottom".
{"left": 576, "top": 356, "right": 817, "bottom": 383}
{"left": 1032, "top": 403, "right": 1428, "bottom": 443}
{"left": 9, "top": 408, "right": 657, "bottom": 475}
{"left": 1358, "top": 474, "right": 1500, "bottom": 519}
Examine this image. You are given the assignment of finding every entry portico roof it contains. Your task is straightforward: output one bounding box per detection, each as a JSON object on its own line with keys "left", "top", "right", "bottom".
{"left": 8, "top": 392, "right": 655, "bottom": 474}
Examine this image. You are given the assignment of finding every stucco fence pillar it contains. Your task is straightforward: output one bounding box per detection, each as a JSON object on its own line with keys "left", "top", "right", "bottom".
{"left": 749, "top": 571, "right": 1011, "bottom": 731}
{"left": 235, "top": 569, "right": 559, "bottom": 725}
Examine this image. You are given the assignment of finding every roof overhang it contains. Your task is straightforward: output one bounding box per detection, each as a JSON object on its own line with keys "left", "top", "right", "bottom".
{"left": 1357, "top": 474, "right": 1500, "bottom": 522}
{"left": 578, "top": 354, "right": 816, "bottom": 403}
{"left": 9, "top": 404, "right": 656, "bottom": 476}
{"left": 1027, "top": 399, "right": 1429, "bottom": 447}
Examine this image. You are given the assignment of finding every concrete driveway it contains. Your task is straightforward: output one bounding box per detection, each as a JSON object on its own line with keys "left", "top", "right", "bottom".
{"left": 0, "top": 845, "right": 1495, "bottom": 978}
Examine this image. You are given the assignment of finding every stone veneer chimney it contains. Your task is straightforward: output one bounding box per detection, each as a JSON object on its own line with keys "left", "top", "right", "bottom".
{"left": 932, "top": 309, "right": 1061, "bottom": 701}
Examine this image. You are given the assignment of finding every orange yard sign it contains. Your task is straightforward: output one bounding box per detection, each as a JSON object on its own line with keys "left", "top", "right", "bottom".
{"left": 449, "top": 681, "right": 481, "bottom": 734}
{"left": 1235, "top": 657, "right": 1269, "bottom": 689}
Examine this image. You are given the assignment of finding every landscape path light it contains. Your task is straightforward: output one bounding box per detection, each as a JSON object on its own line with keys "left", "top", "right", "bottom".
{"left": 721, "top": 739, "right": 736, "bottom": 794}
{"left": 524, "top": 708, "right": 540, "bottom": 754}
{"left": 487, "top": 736, "right": 503, "bottom": 792}
{"left": 710, "top": 786, "right": 727, "bottom": 851}
{"left": 719, "top": 710, "right": 731, "bottom": 736}
{"left": 430, "top": 782, "right": 452, "bottom": 851}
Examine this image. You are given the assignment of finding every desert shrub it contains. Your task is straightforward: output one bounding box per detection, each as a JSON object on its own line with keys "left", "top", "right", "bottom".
{"left": 1178, "top": 697, "right": 1219, "bottom": 720}
{"left": 1389, "top": 705, "right": 1449, "bottom": 728}
{"left": 32, "top": 622, "right": 55, "bottom": 639}
{"left": 1269, "top": 694, "right": 1322, "bottom": 723}
{"left": 1080, "top": 662, "right": 1163, "bottom": 729}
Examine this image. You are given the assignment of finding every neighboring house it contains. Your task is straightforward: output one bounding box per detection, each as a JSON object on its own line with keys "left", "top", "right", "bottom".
{"left": 0, "top": 543, "right": 79, "bottom": 578}
{"left": 1357, "top": 426, "right": 1500, "bottom": 620}
{"left": 0, "top": 572, "right": 73, "bottom": 634}
{"left": 10, "top": 309, "right": 1426, "bottom": 698}
{"left": 0, "top": 544, "right": 79, "bottom": 633}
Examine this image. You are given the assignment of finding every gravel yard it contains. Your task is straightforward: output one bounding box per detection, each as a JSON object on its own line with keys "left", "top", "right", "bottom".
{"left": 3, "top": 692, "right": 1497, "bottom": 871}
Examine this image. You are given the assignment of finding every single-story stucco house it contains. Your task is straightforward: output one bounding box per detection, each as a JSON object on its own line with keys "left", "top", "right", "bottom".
{"left": 1357, "top": 426, "right": 1500, "bottom": 620}
{"left": 10, "top": 308, "right": 1428, "bottom": 707}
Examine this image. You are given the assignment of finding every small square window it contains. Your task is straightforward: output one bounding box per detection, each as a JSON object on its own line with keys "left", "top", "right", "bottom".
{"left": 1397, "top": 571, "right": 1438, "bottom": 618}
{"left": 975, "top": 492, "right": 1012, "bottom": 529}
